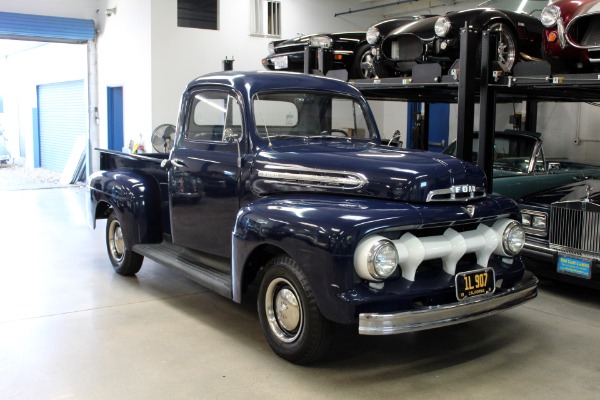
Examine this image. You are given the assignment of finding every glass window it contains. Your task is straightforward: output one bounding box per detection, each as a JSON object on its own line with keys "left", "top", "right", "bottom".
{"left": 253, "top": 91, "right": 375, "bottom": 140}
{"left": 178, "top": 0, "right": 218, "bottom": 30}
{"left": 251, "top": 0, "right": 281, "bottom": 37}
{"left": 184, "top": 91, "right": 242, "bottom": 142}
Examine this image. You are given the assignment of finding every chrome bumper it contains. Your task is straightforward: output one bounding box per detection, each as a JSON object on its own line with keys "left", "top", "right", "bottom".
{"left": 358, "top": 271, "right": 538, "bottom": 335}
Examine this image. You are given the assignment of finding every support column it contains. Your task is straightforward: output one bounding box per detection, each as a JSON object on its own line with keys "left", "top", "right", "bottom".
{"left": 87, "top": 39, "right": 99, "bottom": 175}
{"left": 478, "top": 30, "right": 496, "bottom": 193}
{"left": 456, "top": 24, "right": 476, "bottom": 163}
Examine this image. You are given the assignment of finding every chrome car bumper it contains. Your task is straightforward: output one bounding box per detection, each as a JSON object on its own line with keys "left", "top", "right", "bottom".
{"left": 358, "top": 271, "right": 538, "bottom": 335}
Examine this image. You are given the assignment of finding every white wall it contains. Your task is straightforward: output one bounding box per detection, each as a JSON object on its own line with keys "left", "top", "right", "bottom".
{"left": 92, "top": 0, "right": 386, "bottom": 151}
{"left": 369, "top": 100, "right": 408, "bottom": 143}
{"left": 146, "top": 0, "right": 386, "bottom": 145}
{"left": 0, "top": 0, "right": 98, "bottom": 19}
{"left": 96, "top": 0, "right": 152, "bottom": 150}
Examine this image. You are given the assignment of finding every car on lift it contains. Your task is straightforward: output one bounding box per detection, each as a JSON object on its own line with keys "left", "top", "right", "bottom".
{"left": 261, "top": 32, "right": 376, "bottom": 79}
{"left": 540, "top": 0, "right": 600, "bottom": 72}
{"left": 367, "top": 0, "right": 546, "bottom": 77}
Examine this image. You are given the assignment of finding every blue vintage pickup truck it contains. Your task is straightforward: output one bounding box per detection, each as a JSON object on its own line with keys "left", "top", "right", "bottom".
{"left": 88, "top": 71, "right": 537, "bottom": 364}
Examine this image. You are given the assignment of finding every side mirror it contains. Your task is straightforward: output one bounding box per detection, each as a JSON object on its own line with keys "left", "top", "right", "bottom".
{"left": 223, "top": 128, "right": 240, "bottom": 143}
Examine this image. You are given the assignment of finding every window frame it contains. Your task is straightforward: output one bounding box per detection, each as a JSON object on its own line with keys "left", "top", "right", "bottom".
{"left": 250, "top": 0, "right": 281, "bottom": 38}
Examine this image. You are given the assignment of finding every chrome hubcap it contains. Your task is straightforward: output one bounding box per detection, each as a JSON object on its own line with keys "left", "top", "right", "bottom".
{"left": 490, "top": 23, "right": 516, "bottom": 72}
{"left": 360, "top": 52, "right": 376, "bottom": 79}
{"left": 108, "top": 220, "right": 124, "bottom": 261}
{"left": 265, "top": 277, "right": 302, "bottom": 343}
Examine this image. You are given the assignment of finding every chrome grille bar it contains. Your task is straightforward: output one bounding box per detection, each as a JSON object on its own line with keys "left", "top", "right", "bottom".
{"left": 550, "top": 202, "right": 600, "bottom": 257}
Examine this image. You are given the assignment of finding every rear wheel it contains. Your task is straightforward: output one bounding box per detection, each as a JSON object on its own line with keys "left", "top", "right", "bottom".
{"left": 257, "top": 256, "right": 334, "bottom": 364}
{"left": 106, "top": 211, "right": 143, "bottom": 276}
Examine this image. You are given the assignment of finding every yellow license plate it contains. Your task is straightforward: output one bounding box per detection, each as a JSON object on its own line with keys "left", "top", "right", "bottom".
{"left": 455, "top": 268, "right": 495, "bottom": 301}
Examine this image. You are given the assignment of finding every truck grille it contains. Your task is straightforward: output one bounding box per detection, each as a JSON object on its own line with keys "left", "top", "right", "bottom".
{"left": 549, "top": 201, "right": 600, "bottom": 258}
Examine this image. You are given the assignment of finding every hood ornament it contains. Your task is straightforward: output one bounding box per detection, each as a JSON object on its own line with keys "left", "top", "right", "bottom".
{"left": 462, "top": 205, "right": 475, "bottom": 218}
{"left": 585, "top": 184, "right": 593, "bottom": 202}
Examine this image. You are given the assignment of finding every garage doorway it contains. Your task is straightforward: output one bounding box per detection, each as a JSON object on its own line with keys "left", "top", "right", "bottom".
{"left": 107, "top": 87, "right": 124, "bottom": 152}
{"left": 36, "top": 80, "right": 86, "bottom": 171}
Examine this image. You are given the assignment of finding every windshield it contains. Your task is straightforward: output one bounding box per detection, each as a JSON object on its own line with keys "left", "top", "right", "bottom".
{"left": 477, "top": 0, "right": 548, "bottom": 14}
{"left": 253, "top": 91, "right": 375, "bottom": 141}
{"left": 443, "top": 132, "right": 539, "bottom": 173}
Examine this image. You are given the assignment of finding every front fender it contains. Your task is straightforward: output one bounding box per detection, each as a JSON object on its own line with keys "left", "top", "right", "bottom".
{"left": 88, "top": 170, "right": 164, "bottom": 249}
{"left": 231, "top": 195, "right": 521, "bottom": 323}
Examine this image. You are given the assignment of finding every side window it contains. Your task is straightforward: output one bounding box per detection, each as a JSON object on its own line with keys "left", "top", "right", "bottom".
{"left": 184, "top": 91, "right": 242, "bottom": 142}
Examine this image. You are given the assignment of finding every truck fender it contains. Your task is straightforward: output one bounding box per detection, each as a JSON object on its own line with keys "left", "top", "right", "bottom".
{"left": 88, "top": 170, "right": 164, "bottom": 250}
{"left": 229, "top": 196, "right": 418, "bottom": 306}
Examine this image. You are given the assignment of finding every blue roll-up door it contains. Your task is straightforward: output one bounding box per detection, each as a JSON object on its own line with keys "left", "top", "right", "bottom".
{"left": 0, "top": 12, "right": 94, "bottom": 43}
{"left": 37, "top": 80, "right": 86, "bottom": 172}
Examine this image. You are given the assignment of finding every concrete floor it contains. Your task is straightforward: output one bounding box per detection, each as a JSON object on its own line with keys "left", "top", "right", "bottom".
{"left": 1, "top": 187, "right": 599, "bottom": 400}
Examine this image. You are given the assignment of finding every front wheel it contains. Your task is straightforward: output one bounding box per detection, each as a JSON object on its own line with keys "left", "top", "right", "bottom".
{"left": 257, "top": 256, "right": 334, "bottom": 364}
{"left": 351, "top": 43, "right": 376, "bottom": 79}
{"left": 488, "top": 22, "right": 517, "bottom": 72}
{"left": 106, "top": 211, "right": 143, "bottom": 276}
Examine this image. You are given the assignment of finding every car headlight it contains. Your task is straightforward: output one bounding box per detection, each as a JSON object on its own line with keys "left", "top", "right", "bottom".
{"left": 309, "top": 35, "right": 332, "bottom": 48}
{"left": 268, "top": 42, "right": 275, "bottom": 55}
{"left": 366, "top": 26, "right": 380, "bottom": 45}
{"left": 434, "top": 17, "right": 451, "bottom": 37}
{"left": 501, "top": 221, "right": 525, "bottom": 256}
{"left": 541, "top": 5, "right": 561, "bottom": 28}
{"left": 532, "top": 215, "right": 547, "bottom": 230}
{"left": 521, "top": 209, "right": 547, "bottom": 234}
{"left": 367, "top": 239, "right": 398, "bottom": 280}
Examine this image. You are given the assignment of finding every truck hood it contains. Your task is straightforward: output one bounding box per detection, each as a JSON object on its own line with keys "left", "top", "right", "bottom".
{"left": 251, "top": 142, "right": 487, "bottom": 203}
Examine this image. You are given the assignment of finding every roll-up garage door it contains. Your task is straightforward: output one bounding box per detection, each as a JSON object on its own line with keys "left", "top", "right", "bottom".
{"left": 37, "top": 80, "right": 86, "bottom": 171}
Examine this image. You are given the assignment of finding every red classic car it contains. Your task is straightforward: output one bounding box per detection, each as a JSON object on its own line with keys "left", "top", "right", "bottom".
{"left": 541, "top": 0, "right": 600, "bottom": 72}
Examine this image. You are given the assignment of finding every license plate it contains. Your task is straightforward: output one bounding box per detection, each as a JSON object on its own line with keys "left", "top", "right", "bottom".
{"left": 557, "top": 255, "right": 591, "bottom": 279}
{"left": 272, "top": 55, "right": 288, "bottom": 70}
{"left": 455, "top": 268, "right": 495, "bottom": 301}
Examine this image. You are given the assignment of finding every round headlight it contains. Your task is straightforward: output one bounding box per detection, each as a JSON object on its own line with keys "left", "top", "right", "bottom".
{"left": 309, "top": 35, "right": 332, "bottom": 48}
{"left": 434, "top": 17, "right": 451, "bottom": 37}
{"left": 367, "top": 239, "right": 398, "bottom": 280}
{"left": 540, "top": 5, "right": 560, "bottom": 28}
{"left": 502, "top": 221, "right": 525, "bottom": 256}
{"left": 366, "top": 26, "right": 380, "bottom": 45}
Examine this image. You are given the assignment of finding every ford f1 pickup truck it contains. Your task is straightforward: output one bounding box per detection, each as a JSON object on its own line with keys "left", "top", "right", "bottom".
{"left": 88, "top": 71, "right": 538, "bottom": 364}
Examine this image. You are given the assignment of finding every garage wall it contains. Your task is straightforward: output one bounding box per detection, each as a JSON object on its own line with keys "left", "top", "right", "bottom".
{"left": 95, "top": 0, "right": 390, "bottom": 152}
{"left": 147, "top": 0, "right": 388, "bottom": 144}
{"left": 96, "top": 0, "right": 151, "bottom": 150}
{"left": 0, "top": 0, "right": 97, "bottom": 19}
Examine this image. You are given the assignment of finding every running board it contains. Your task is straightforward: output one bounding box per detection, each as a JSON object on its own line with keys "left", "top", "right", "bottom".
{"left": 133, "top": 242, "right": 232, "bottom": 298}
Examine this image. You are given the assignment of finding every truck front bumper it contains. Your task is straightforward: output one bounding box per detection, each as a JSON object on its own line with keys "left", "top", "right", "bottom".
{"left": 358, "top": 271, "right": 538, "bottom": 335}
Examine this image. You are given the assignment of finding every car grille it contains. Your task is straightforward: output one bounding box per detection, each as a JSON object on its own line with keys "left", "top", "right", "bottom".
{"left": 571, "top": 15, "right": 600, "bottom": 47}
{"left": 549, "top": 201, "right": 600, "bottom": 258}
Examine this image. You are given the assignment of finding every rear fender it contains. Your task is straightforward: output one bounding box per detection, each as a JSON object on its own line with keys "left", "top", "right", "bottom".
{"left": 88, "top": 170, "right": 163, "bottom": 249}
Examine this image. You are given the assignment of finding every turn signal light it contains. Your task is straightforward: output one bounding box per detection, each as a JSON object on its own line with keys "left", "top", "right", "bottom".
{"left": 547, "top": 31, "right": 558, "bottom": 42}
{"left": 334, "top": 54, "right": 343, "bottom": 60}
